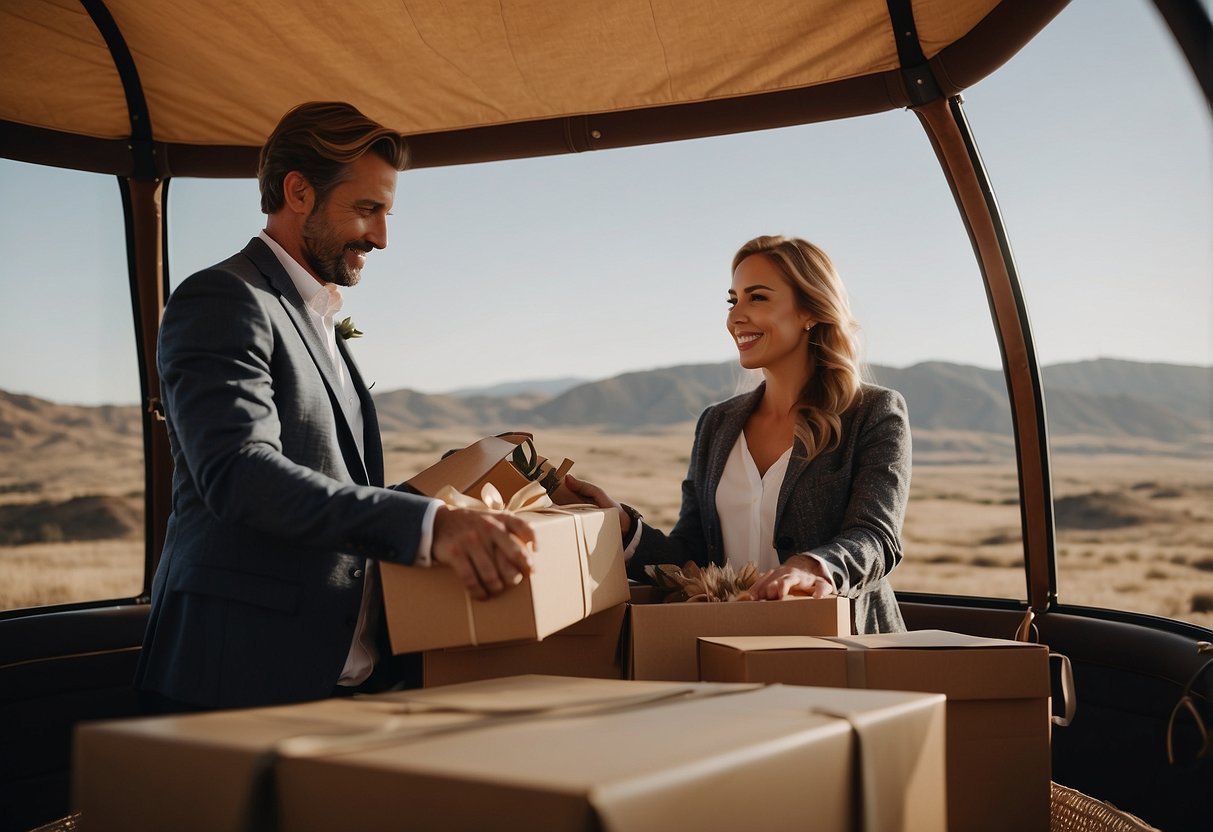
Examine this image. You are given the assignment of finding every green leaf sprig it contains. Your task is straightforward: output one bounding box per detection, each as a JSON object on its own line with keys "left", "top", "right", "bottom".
{"left": 511, "top": 438, "right": 561, "bottom": 495}
{"left": 336, "top": 316, "right": 363, "bottom": 340}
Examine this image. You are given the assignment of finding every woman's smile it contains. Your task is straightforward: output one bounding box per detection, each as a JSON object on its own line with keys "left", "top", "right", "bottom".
{"left": 735, "top": 331, "right": 763, "bottom": 350}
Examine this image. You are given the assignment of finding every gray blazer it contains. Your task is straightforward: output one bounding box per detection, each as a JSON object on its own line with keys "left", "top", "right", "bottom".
{"left": 629, "top": 382, "right": 910, "bottom": 633}
{"left": 135, "top": 238, "right": 434, "bottom": 708}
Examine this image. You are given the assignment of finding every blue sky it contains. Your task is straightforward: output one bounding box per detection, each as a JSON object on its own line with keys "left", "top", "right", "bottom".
{"left": 1, "top": 0, "right": 1209, "bottom": 405}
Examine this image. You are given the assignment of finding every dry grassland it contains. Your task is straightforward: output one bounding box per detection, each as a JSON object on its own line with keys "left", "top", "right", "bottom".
{"left": 3, "top": 425, "right": 1211, "bottom": 630}
{"left": 1, "top": 540, "right": 144, "bottom": 608}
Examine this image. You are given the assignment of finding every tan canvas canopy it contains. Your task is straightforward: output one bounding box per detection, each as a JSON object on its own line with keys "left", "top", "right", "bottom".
{"left": 1, "top": 0, "right": 1068, "bottom": 177}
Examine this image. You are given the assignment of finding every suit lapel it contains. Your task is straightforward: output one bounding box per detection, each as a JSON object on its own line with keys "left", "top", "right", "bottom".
{"left": 337, "top": 336, "right": 385, "bottom": 486}
{"left": 240, "top": 238, "right": 372, "bottom": 485}
{"left": 703, "top": 385, "right": 765, "bottom": 561}
{"left": 707, "top": 388, "right": 759, "bottom": 489}
{"left": 716, "top": 382, "right": 813, "bottom": 544}
{"left": 243, "top": 240, "right": 345, "bottom": 395}
{"left": 776, "top": 444, "right": 813, "bottom": 532}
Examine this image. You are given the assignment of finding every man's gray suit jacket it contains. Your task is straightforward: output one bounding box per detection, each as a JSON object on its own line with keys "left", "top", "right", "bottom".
{"left": 135, "top": 237, "right": 432, "bottom": 708}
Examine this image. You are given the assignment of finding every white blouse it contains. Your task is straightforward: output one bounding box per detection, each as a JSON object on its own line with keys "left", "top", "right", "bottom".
{"left": 715, "top": 431, "right": 792, "bottom": 574}
{"left": 623, "top": 430, "right": 835, "bottom": 590}
{"left": 713, "top": 432, "right": 836, "bottom": 589}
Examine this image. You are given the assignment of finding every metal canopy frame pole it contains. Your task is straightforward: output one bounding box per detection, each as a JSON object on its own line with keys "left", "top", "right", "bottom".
{"left": 84, "top": 0, "right": 174, "bottom": 588}
{"left": 913, "top": 96, "right": 1058, "bottom": 618}
{"left": 118, "top": 177, "right": 172, "bottom": 595}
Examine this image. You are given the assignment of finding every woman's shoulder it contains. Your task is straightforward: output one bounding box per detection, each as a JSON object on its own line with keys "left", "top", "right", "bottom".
{"left": 858, "top": 381, "right": 904, "bottom": 403}
{"left": 700, "top": 385, "right": 764, "bottom": 422}
{"left": 854, "top": 382, "right": 909, "bottom": 420}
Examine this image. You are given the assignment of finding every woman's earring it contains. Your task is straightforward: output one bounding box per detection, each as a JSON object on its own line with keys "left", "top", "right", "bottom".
{"left": 804, "top": 324, "right": 813, "bottom": 332}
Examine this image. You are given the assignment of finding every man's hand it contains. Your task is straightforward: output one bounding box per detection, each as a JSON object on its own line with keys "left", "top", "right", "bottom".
{"left": 431, "top": 505, "right": 536, "bottom": 600}
{"left": 749, "top": 555, "right": 837, "bottom": 601}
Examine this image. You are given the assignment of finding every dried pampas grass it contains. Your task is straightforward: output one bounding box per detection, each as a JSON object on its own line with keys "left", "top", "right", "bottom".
{"left": 645, "top": 561, "right": 759, "bottom": 603}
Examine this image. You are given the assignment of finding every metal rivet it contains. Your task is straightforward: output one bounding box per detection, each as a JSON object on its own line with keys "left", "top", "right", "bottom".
{"left": 916, "top": 78, "right": 924, "bottom": 86}
{"left": 590, "top": 129, "right": 602, "bottom": 139}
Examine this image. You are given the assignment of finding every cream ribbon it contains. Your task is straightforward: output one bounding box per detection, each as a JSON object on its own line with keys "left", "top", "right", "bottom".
{"left": 432, "top": 480, "right": 606, "bottom": 645}
{"left": 434, "top": 480, "right": 553, "bottom": 514}
{"left": 433, "top": 480, "right": 558, "bottom": 645}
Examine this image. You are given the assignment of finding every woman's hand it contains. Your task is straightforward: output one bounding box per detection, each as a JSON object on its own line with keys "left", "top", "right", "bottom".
{"left": 750, "top": 554, "right": 836, "bottom": 600}
{"left": 562, "top": 474, "right": 632, "bottom": 539}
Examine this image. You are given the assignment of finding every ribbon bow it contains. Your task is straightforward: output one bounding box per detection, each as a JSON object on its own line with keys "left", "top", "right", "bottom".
{"left": 434, "top": 480, "right": 553, "bottom": 514}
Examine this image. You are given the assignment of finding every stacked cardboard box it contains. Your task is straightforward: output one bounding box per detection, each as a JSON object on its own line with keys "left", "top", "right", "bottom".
{"left": 697, "top": 630, "right": 1053, "bottom": 832}
{"left": 423, "top": 603, "right": 627, "bottom": 686}
{"left": 420, "top": 586, "right": 853, "bottom": 687}
{"left": 627, "top": 584, "right": 851, "bottom": 680}
{"left": 74, "top": 674, "right": 947, "bottom": 832}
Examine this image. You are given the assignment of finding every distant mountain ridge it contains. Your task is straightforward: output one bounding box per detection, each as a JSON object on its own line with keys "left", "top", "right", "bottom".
{"left": 1, "top": 358, "right": 1209, "bottom": 453}
{"left": 373, "top": 358, "right": 1213, "bottom": 447}
{"left": 442, "top": 377, "right": 588, "bottom": 398}
{"left": 0, "top": 389, "right": 140, "bottom": 453}
{"left": 868, "top": 359, "right": 1212, "bottom": 443}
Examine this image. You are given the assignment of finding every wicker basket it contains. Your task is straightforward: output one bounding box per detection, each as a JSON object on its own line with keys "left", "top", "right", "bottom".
{"left": 1051, "top": 783, "right": 1162, "bottom": 832}
{"left": 25, "top": 815, "right": 79, "bottom": 832}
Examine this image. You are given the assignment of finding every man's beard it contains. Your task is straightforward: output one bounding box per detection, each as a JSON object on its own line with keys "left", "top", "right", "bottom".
{"left": 301, "top": 210, "right": 369, "bottom": 287}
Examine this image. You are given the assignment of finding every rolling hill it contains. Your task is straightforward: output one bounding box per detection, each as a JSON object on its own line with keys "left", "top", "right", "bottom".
{"left": 1, "top": 358, "right": 1209, "bottom": 450}
{"left": 1, "top": 359, "right": 1207, "bottom": 545}
{"left": 377, "top": 358, "right": 1212, "bottom": 450}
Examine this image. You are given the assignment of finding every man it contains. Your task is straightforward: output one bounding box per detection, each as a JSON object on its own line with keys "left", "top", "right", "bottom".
{"left": 134, "top": 102, "right": 534, "bottom": 711}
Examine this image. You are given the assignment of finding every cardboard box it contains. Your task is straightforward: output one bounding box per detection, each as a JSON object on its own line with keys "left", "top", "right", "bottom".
{"left": 74, "top": 675, "right": 947, "bottom": 832}
{"left": 405, "top": 432, "right": 581, "bottom": 506}
{"left": 381, "top": 505, "right": 628, "bottom": 653}
{"left": 627, "top": 584, "right": 851, "bottom": 681}
{"left": 697, "top": 630, "right": 1052, "bottom": 832}
{"left": 423, "top": 602, "right": 627, "bottom": 686}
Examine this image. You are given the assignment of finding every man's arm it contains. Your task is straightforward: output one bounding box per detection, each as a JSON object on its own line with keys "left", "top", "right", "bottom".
{"left": 159, "top": 270, "right": 430, "bottom": 562}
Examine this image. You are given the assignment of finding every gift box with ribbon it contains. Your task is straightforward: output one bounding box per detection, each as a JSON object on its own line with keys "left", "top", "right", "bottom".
{"left": 380, "top": 480, "right": 629, "bottom": 654}
{"left": 74, "top": 675, "right": 948, "bottom": 832}
{"left": 404, "top": 432, "right": 582, "bottom": 506}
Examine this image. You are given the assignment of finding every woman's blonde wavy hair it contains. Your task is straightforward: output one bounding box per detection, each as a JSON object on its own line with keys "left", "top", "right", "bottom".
{"left": 732, "top": 235, "right": 864, "bottom": 460}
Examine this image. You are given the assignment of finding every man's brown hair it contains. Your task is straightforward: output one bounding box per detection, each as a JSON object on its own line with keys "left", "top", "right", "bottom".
{"left": 258, "top": 101, "right": 408, "bottom": 214}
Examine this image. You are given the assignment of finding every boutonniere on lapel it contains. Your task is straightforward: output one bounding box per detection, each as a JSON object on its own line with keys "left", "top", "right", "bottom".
{"left": 335, "top": 316, "right": 363, "bottom": 340}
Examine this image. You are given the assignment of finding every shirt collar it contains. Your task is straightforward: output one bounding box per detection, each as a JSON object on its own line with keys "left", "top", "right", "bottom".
{"left": 258, "top": 230, "right": 342, "bottom": 320}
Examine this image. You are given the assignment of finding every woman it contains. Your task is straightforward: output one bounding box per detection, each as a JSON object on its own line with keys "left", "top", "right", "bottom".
{"left": 566, "top": 235, "right": 910, "bottom": 634}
